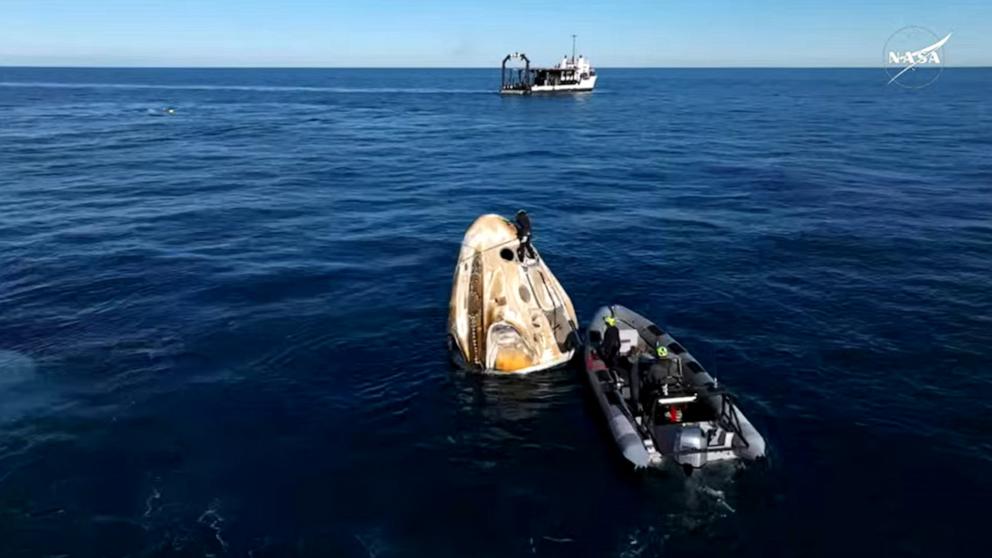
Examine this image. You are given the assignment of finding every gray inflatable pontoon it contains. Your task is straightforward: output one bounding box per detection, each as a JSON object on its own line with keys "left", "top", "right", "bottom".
{"left": 585, "top": 305, "right": 766, "bottom": 470}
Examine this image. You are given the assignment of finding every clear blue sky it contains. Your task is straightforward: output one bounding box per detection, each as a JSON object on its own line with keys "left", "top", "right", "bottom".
{"left": 1, "top": 0, "right": 989, "bottom": 67}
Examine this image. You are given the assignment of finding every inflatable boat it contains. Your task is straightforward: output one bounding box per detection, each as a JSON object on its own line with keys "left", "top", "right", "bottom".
{"left": 448, "top": 214, "right": 578, "bottom": 374}
{"left": 585, "top": 305, "right": 766, "bottom": 470}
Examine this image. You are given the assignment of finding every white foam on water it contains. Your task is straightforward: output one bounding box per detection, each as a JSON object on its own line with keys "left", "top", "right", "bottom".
{"left": 144, "top": 487, "right": 162, "bottom": 518}
{"left": 613, "top": 525, "right": 661, "bottom": 558}
{"left": 197, "top": 500, "right": 228, "bottom": 552}
{"left": 685, "top": 464, "right": 739, "bottom": 516}
{"left": 696, "top": 484, "right": 736, "bottom": 514}
{"left": 353, "top": 526, "right": 390, "bottom": 558}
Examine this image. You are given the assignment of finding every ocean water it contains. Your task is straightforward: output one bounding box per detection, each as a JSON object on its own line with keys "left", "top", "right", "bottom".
{"left": 1, "top": 67, "right": 990, "bottom": 557}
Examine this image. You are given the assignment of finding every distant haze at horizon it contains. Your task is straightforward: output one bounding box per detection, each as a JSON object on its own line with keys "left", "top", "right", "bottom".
{"left": 2, "top": 65, "right": 991, "bottom": 70}
{"left": 1, "top": 0, "right": 990, "bottom": 68}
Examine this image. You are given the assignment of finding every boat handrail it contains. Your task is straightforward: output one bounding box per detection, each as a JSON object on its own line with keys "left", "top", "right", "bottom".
{"left": 656, "top": 395, "right": 697, "bottom": 405}
{"left": 718, "top": 391, "right": 750, "bottom": 448}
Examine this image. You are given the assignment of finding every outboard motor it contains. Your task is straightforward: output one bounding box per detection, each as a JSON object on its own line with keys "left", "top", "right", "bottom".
{"left": 674, "top": 425, "right": 706, "bottom": 469}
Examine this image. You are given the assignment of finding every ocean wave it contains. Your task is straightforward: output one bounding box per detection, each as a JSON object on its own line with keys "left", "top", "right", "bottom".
{"left": 0, "top": 350, "right": 37, "bottom": 387}
{"left": 0, "top": 81, "right": 491, "bottom": 94}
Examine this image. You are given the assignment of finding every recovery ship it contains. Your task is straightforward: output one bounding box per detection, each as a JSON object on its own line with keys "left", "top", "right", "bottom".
{"left": 500, "top": 36, "right": 597, "bottom": 95}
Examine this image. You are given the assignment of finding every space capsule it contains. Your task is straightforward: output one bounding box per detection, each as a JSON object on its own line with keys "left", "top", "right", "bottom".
{"left": 447, "top": 214, "right": 578, "bottom": 373}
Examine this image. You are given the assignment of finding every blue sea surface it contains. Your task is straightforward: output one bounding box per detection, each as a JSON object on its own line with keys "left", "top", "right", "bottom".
{"left": 1, "top": 67, "right": 990, "bottom": 557}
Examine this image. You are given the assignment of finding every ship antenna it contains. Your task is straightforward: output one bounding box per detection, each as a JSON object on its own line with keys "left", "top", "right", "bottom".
{"left": 571, "top": 34, "right": 577, "bottom": 62}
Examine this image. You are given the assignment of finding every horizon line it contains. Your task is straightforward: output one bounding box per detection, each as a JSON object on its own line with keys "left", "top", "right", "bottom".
{"left": 2, "top": 64, "right": 991, "bottom": 70}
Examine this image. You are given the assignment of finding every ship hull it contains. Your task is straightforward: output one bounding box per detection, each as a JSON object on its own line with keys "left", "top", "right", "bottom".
{"left": 531, "top": 75, "right": 597, "bottom": 93}
{"left": 501, "top": 75, "right": 597, "bottom": 95}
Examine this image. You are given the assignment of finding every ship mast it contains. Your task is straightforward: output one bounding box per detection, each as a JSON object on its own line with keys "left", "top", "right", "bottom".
{"left": 571, "top": 34, "right": 577, "bottom": 62}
